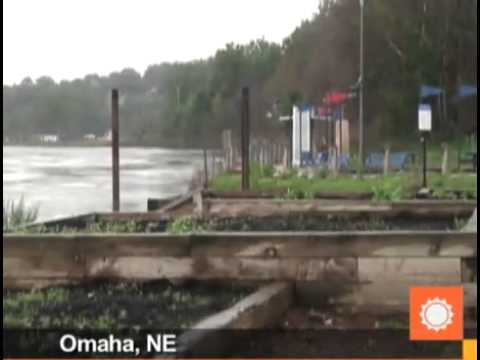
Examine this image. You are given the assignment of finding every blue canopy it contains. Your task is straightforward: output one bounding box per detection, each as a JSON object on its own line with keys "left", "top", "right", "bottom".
{"left": 420, "top": 85, "right": 443, "bottom": 99}
{"left": 457, "top": 85, "right": 477, "bottom": 98}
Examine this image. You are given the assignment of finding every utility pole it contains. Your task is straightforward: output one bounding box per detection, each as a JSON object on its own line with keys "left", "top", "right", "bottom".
{"left": 241, "top": 87, "right": 251, "bottom": 191}
{"left": 358, "top": 0, "right": 366, "bottom": 177}
{"left": 111, "top": 89, "right": 120, "bottom": 212}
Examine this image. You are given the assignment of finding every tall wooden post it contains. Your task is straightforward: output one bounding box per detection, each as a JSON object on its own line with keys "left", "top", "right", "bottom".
{"left": 111, "top": 89, "right": 120, "bottom": 212}
{"left": 241, "top": 87, "right": 251, "bottom": 191}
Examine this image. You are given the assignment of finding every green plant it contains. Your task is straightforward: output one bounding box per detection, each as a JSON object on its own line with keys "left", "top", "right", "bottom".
{"left": 454, "top": 217, "right": 469, "bottom": 231}
{"left": 3, "top": 197, "right": 39, "bottom": 232}
{"left": 372, "top": 182, "right": 405, "bottom": 202}
{"left": 167, "top": 216, "right": 207, "bottom": 234}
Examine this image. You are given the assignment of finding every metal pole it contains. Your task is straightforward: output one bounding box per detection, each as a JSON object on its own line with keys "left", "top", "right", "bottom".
{"left": 241, "top": 87, "right": 250, "bottom": 190}
{"left": 111, "top": 89, "right": 120, "bottom": 212}
{"left": 358, "top": 0, "right": 365, "bottom": 177}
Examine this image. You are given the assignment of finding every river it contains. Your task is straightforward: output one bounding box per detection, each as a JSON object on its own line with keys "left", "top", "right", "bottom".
{"left": 3, "top": 146, "right": 204, "bottom": 221}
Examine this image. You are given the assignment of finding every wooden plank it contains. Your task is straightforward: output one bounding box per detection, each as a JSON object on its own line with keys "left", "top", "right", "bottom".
{"left": 358, "top": 258, "right": 463, "bottom": 284}
{"left": 190, "top": 231, "right": 476, "bottom": 258}
{"left": 3, "top": 256, "right": 83, "bottom": 279}
{"left": 4, "top": 234, "right": 191, "bottom": 258}
{"left": 157, "top": 191, "right": 194, "bottom": 214}
{"left": 79, "top": 234, "right": 191, "bottom": 257}
{"left": 4, "top": 231, "right": 476, "bottom": 259}
{"left": 3, "top": 235, "right": 81, "bottom": 258}
{"left": 178, "top": 283, "right": 293, "bottom": 356}
{"left": 193, "top": 282, "right": 293, "bottom": 329}
{"left": 204, "top": 199, "right": 392, "bottom": 218}
{"left": 3, "top": 235, "right": 84, "bottom": 280}
{"left": 147, "top": 196, "right": 180, "bottom": 211}
{"left": 297, "top": 258, "right": 475, "bottom": 311}
{"left": 24, "top": 213, "right": 96, "bottom": 231}
{"left": 85, "top": 257, "right": 358, "bottom": 282}
{"left": 95, "top": 212, "right": 171, "bottom": 222}
{"left": 202, "top": 199, "right": 476, "bottom": 219}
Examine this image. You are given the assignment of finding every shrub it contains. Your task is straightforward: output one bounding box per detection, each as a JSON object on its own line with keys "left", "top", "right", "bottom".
{"left": 3, "top": 197, "right": 39, "bottom": 232}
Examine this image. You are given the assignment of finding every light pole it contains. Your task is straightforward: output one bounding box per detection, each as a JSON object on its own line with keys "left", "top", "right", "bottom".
{"left": 358, "top": 0, "right": 365, "bottom": 177}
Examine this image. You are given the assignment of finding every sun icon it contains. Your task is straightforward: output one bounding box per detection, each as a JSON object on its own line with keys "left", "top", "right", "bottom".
{"left": 420, "top": 298, "right": 455, "bottom": 332}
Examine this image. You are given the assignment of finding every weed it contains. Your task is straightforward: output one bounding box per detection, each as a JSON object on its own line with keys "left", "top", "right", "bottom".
{"left": 167, "top": 216, "right": 206, "bottom": 234}
{"left": 3, "top": 197, "right": 39, "bottom": 232}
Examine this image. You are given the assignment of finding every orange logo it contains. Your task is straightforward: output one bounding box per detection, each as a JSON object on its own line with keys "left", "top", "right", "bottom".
{"left": 410, "top": 287, "right": 464, "bottom": 341}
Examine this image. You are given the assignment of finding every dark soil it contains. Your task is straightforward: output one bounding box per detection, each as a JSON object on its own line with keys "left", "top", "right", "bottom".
{"left": 226, "top": 307, "right": 470, "bottom": 358}
{"left": 200, "top": 215, "right": 461, "bottom": 232}
{"left": 3, "top": 280, "right": 251, "bottom": 330}
{"left": 25, "top": 213, "right": 467, "bottom": 234}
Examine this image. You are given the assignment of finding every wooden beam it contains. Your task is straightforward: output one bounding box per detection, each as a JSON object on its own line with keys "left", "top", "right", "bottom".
{"left": 202, "top": 199, "right": 476, "bottom": 219}
{"left": 85, "top": 257, "right": 358, "bottom": 283}
{"left": 95, "top": 212, "right": 171, "bottom": 223}
{"left": 5, "top": 232, "right": 476, "bottom": 260}
{"left": 190, "top": 231, "right": 476, "bottom": 258}
{"left": 178, "top": 283, "right": 293, "bottom": 356}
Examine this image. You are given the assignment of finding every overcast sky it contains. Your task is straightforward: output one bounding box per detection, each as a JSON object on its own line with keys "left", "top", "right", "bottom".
{"left": 3, "top": 0, "right": 318, "bottom": 85}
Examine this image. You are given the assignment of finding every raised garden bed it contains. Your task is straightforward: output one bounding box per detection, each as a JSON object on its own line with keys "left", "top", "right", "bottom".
{"left": 14, "top": 198, "right": 476, "bottom": 234}
{"left": 3, "top": 280, "right": 251, "bottom": 330}
{"left": 4, "top": 227, "right": 476, "bottom": 358}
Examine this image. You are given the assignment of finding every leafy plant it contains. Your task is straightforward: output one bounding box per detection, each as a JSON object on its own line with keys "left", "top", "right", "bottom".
{"left": 3, "top": 197, "right": 39, "bottom": 232}
{"left": 167, "top": 216, "right": 207, "bottom": 234}
{"left": 372, "top": 183, "right": 405, "bottom": 202}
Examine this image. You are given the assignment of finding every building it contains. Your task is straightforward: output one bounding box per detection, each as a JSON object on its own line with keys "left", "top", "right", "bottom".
{"left": 37, "top": 134, "right": 60, "bottom": 144}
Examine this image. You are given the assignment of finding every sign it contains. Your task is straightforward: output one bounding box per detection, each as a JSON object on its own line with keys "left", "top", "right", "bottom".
{"left": 418, "top": 104, "right": 432, "bottom": 132}
{"left": 292, "top": 106, "right": 301, "bottom": 167}
{"left": 291, "top": 106, "right": 312, "bottom": 167}
{"left": 300, "top": 108, "right": 311, "bottom": 152}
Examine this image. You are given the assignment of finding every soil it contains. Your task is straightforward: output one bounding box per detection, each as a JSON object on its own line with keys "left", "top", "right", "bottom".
{"left": 3, "top": 280, "right": 251, "bottom": 330}
{"left": 200, "top": 215, "right": 461, "bottom": 232}
{"left": 24, "top": 210, "right": 469, "bottom": 233}
{"left": 227, "top": 307, "right": 470, "bottom": 358}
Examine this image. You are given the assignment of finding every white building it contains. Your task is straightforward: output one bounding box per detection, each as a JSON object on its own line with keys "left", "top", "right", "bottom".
{"left": 38, "top": 134, "right": 59, "bottom": 144}
{"left": 83, "top": 134, "right": 96, "bottom": 141}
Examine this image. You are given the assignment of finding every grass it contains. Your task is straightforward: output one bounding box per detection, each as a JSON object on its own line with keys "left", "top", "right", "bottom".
{"left": 3, "top": 197, "right": 39, "bottom": 232}
{"left": 211, "top": 165, "right": 476, "bottom": 200}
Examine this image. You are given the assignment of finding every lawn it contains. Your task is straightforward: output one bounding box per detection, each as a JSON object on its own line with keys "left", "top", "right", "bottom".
{"left": 210, "top": 164, "right": 477, "bottom": 200}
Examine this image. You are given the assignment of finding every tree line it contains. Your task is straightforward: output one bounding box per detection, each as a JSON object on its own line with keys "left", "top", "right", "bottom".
{"left": 3, "top": 0, "right": 476, "bottom": 149}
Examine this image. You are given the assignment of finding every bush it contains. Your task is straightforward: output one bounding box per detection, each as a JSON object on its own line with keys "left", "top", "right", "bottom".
{"left": 167, "top": 216, "right": 206, "bottom": 234}
{"left": 3, "top": 197, "right": 39, "bottom": 232}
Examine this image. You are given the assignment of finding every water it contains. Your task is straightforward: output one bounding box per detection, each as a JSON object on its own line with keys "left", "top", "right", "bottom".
{"left": 3, "top": 146, "right": 204, "bottom": 221}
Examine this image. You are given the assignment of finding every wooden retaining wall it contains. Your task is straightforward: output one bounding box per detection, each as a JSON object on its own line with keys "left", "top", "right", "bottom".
{"left": 155, "top": 193, "right": 477, "bottom": 219}
{"left": 3, "top": 231, "right": 476, "bottom": 312}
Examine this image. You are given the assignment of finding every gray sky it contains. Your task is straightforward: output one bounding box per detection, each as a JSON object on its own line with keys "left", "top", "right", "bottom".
{"left": 3, "top": 0, "right": 318, "bottom": 85}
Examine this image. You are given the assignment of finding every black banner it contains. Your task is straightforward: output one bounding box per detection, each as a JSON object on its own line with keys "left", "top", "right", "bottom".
{"left": 3, "top": 329, "right": 476, "bottom": 358}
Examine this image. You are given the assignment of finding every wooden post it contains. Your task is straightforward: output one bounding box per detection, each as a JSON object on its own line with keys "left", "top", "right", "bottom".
{"left": 383, "top": 144, "right": 391, "bottom": 176}
{"left": 241, "top": 87, "right": 250, "bottom": 190}
{"left": 282, "top": 145, "right": 289, "bottom": 169}
{"left": 441, "top": 143, "right": 449, "bottom": 175}
{"left": 111, "top": 89, "right": 120, "bottom": 212}
{"left": 203, "top": 148, "right": 209, "bottom": 189}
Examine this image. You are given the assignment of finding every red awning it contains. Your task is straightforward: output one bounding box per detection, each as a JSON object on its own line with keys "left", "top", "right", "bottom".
{"left": 323, "top": 91, "right": 350, "bottom": 106}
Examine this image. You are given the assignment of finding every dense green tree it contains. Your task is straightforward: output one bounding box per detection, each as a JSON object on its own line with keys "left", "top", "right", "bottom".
{"left": 3, "top": 0, "right": 476, "bottom": 149}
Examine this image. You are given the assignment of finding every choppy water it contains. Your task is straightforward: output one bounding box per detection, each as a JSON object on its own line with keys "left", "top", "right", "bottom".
{"left": 3, "top": 146, "right": 203, "bottom": 220}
